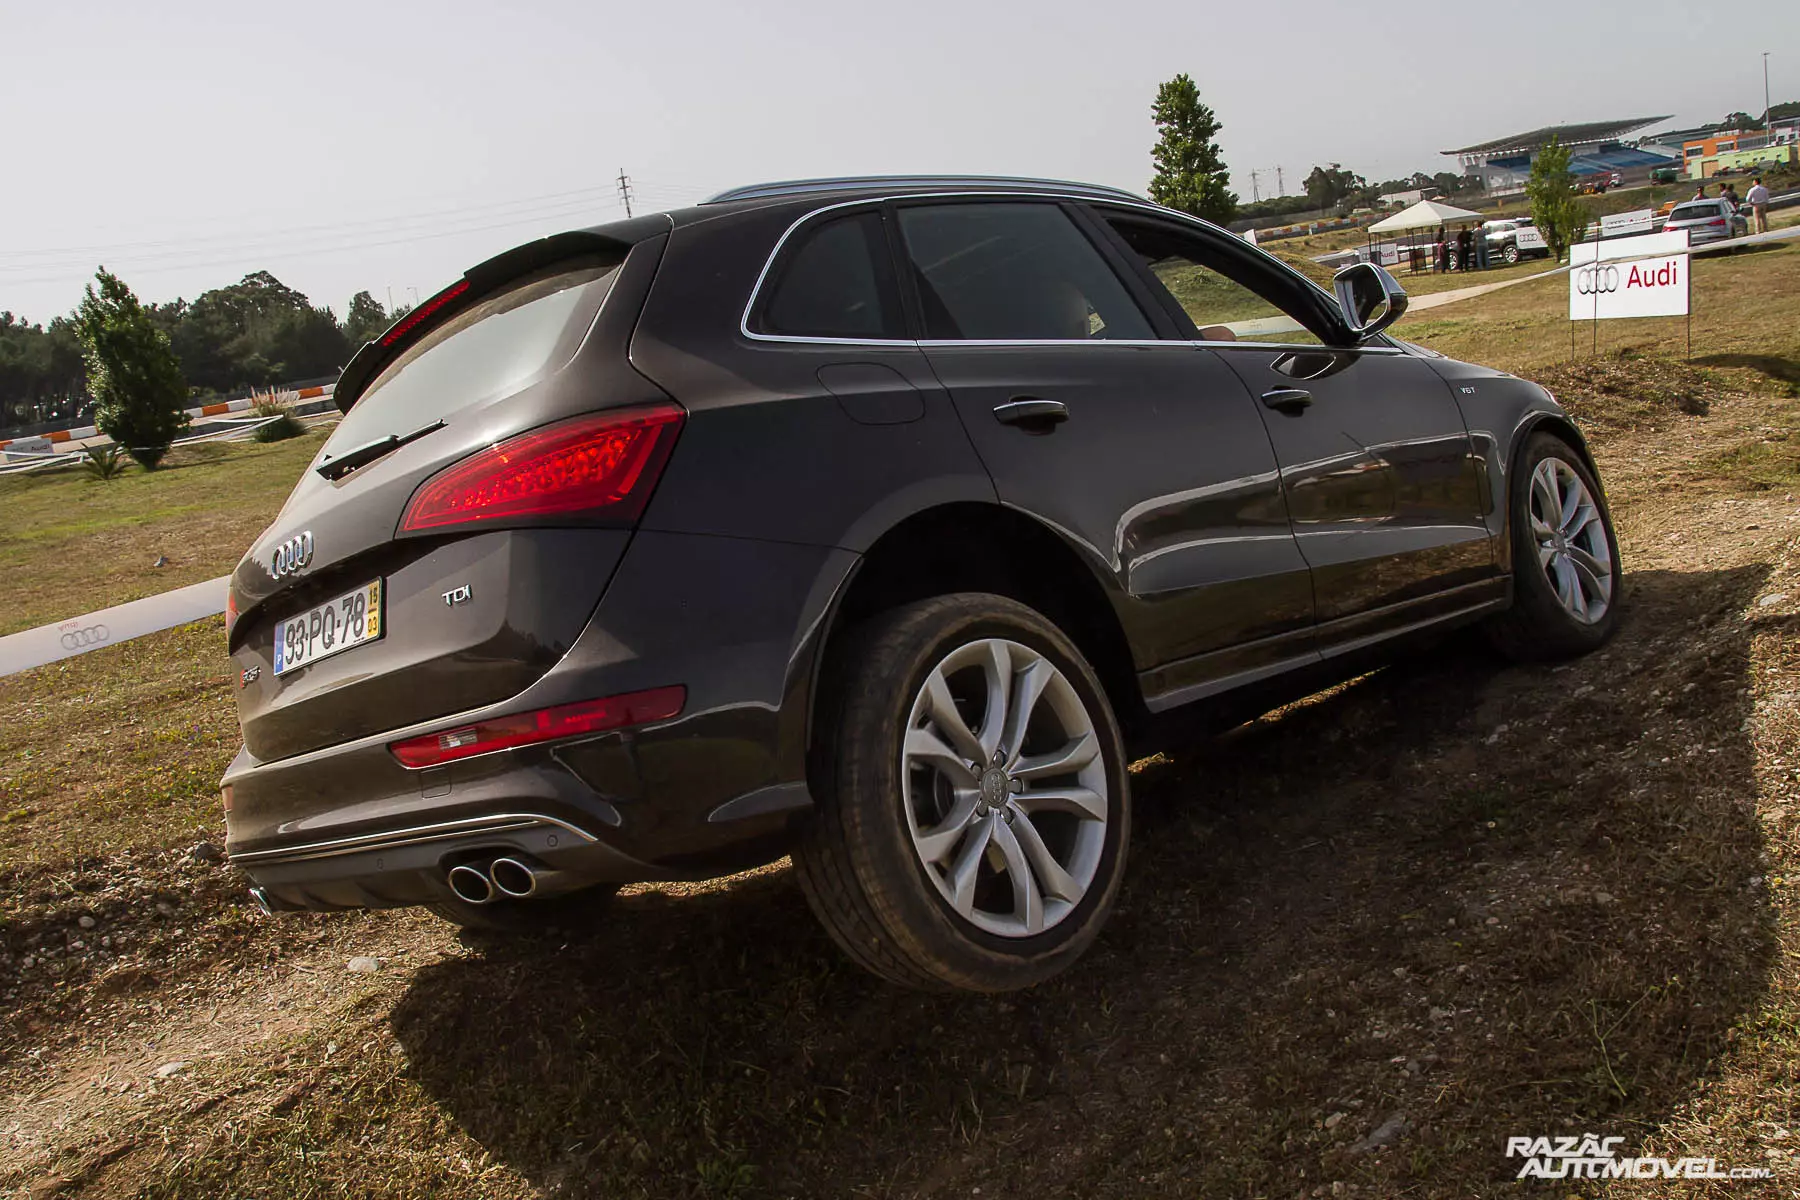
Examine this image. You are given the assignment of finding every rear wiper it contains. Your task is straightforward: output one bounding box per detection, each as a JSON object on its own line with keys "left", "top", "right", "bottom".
{"left": 316, "top": 421, "right": 444, "bottom": 480}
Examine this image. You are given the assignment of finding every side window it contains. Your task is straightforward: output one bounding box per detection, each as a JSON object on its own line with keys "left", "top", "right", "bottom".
{"left": 754, "top": 212, "right": 904, "bottom": 339}
{"left": 895, "top": 203, "right": 1153, "bottom": 341}
{"left": 1102, "top": 216, "right": 1327, "bottom": 346}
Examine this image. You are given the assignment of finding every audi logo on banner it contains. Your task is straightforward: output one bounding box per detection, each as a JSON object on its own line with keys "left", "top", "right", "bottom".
{"left": 60, "top": 624, "right": 110, "bottom": 650}
{"left": 1575, "top": 266, "right": 1621, "bottom": 295}
{"left": 269, "top": 531, "right": 315, "bottom": 579}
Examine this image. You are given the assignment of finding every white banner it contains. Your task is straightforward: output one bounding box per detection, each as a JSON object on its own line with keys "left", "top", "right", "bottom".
{"left": 1601, "top": 208, "right": 1655, "bottom": 237}
{"left": 1569, "top": 253, "right": 1690, "bottom": 320}
{"left": 1515, "top": 226, "right": 1547, "bottom": 252}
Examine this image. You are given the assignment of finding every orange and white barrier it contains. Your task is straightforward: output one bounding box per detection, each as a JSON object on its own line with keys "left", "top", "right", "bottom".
{"left": 0, "top": 383, "right": 334, "bottom": 453}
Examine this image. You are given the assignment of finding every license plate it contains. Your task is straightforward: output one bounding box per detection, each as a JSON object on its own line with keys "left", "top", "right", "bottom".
{"left": 272, "top": 580, "right": 383, "bottom": 676}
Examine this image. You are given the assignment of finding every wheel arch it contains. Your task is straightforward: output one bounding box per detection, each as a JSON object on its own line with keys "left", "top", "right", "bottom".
{"left": 799, "top": 502, "right": 1146, "bottom": 775}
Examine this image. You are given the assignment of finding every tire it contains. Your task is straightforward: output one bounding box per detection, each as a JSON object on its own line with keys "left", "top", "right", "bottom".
{"left": 1484, "top": 433, "right": 1622, "bottom": 661}
{"left": 1503, "top": 244, "right": 1521, "bottom": 265}
{"left": 793, "top": 594, "right": 1131, "bottom": 992}
{"left": 426, "top": 883, "right": 620, "bottom": 935}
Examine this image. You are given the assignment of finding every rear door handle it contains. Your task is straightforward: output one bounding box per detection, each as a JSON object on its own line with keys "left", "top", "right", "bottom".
{"left": 1260, "top": 387, "right": 1313, "bottom": 415}
{"left": 993, "top": 397, "right": 1069, "bottom": 433}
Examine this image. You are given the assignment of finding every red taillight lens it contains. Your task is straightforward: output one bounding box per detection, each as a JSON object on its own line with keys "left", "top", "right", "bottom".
{"left": 399, "top": 406, "right": 684, "bottom": 534}
{"left": 388, "top": 685, "right": 685, "bottom": 768}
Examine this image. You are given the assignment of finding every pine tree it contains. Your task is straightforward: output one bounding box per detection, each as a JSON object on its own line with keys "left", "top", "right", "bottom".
{"left": 1147, "top": 74, "right": 1237, "bottom": 224}
{"left": 74, "top": 269, "right": 190, "bottom": 469}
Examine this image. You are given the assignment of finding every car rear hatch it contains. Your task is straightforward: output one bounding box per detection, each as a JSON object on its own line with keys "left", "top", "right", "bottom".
{"left": 230, "top": 224, "right": 680, "bottom": 762}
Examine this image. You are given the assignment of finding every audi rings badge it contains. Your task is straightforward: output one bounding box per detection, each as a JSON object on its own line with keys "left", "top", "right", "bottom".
{"left": 1575, "top": 265, "right": 1621, "bottom": 295}
{"left": 270, "top": 531, "right": 315, "bottom": 579}
{"left": 60, "top": 624, "right": 110, "bottom": 650}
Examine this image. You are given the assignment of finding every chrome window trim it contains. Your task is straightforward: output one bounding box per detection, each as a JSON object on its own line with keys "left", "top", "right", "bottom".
{"left": 739, "top": 190, "right": 1386, "bottom": 350}
{"left": 707, "top": 175, "right": 1143, "bottom": 204}
{"left": 228, "top": 812, "right": 598, "bottom": 865}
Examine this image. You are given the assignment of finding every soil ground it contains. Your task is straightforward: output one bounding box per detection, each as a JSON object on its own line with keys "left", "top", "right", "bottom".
{"left": 3, "top": 251, "right": 1799, "bottom": 1198}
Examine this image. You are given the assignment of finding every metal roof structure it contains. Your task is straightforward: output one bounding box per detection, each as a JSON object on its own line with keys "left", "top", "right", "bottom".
{"left": 1443, "top": 116, "right": 1672, "bottom": 157}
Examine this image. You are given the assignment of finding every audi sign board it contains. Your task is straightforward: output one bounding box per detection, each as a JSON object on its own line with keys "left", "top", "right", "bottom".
{"left": 1569, "top": 229, "right": 1690, "bottom": 321}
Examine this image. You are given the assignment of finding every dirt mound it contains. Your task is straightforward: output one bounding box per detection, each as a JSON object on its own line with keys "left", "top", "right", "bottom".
{"left": 1529, "top": 351, "right": 1734, "bottom": 430}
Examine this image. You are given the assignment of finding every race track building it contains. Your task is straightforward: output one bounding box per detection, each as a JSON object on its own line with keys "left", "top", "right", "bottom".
{"left": 1444, "top": 116, "right": 1675, "bottom": 192}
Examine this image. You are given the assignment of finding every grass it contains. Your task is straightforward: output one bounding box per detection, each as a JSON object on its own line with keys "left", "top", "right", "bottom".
{"left": 0, "top": 429, "right": 328, "bottom": 635}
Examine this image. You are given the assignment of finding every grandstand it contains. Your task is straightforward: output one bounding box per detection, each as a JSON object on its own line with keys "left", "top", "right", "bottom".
{"left": 1444, "top": 116, "right": 1676, "bottom": 191}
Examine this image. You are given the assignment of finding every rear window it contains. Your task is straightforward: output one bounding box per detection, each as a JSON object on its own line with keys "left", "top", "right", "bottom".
{"left": 754, "top": 212, "right": 904, "bottom": 339}
{"left": 1669, "top": 203, "right": 1722, "bottom": 221}
{"left": 324, "top": 264, "right": 617, "bottom": 456}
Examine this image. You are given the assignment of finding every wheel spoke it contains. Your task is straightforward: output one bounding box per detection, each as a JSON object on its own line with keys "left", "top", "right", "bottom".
{"left": 1017, "top": 786, "right": 1106, "bottom": 822}
{"left": 922, "top": 669, "right": 985, "bottom": 766}
{"left": 1537, "top": 540, "right": 1557, "bottom": 567}
{"left": 913, "top": 789, "right": 980, "bottom": 864}
{"left": 904, "top": 725, "right": 978, "bottom": 784}
{"left": 1531, "top": 468, "right": 1561, "bottom": 530}
{"left": 990, "top": 820, "right": 1045, "bottom": 934}
{"left": 1563, "top": 500, "right": 1598, "bottom": 540}
{"left": 1013, "top": 731, "right": 1100, "bottom": 782}
{"left": 975, "top": 642, "right": 1013, "bottom": 762}
{"left": 1000, "top": 657, "right": 1052, "bottom": 768}
{"left": 1557, "top": 470, "right": 1581, "bottom": 530}
{"left": 1569, "top": 547, "right": 1611, "bottom": 602}
{"left": 1008, "top": 809, "right": 1083, "bottom": 903}
{"left": 948, "top": 813, "right": 997, "bottom": 916}
{"left": 1555, "top": 556, "right": 1587, "bottom": 619}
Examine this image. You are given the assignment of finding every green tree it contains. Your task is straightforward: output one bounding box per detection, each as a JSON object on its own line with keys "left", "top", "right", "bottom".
{"left": 1722, "top": 110, "right": 1763, "bottom": 130}
{"left": 1147, "top": 74, "right": 1237, "bottom": 223}
{"left": 73, "top": 269, "right": 190, "bottom": 469}
{"left": 343, "top": 291, "right": 391, "bottom": 345}
{"left": 1303, "top": 164, "right": 1367, "bottom": 212}
{"left": 1526, "top": 139, "right": 1590, "bottom": 263}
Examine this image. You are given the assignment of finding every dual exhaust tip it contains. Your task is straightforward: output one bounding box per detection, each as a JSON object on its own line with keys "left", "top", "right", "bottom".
{"left": 447, "top": 856, "right": 546, "bottom": 905}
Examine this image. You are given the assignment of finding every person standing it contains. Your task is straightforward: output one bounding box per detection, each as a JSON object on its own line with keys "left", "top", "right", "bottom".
{"left": 1746, "top": 176, "right": 1771, "bottom": 235}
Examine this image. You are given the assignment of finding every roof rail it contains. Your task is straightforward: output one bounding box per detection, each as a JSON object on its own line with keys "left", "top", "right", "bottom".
{"left": 703, "top": 175, "right": 1144, "bottom": 205}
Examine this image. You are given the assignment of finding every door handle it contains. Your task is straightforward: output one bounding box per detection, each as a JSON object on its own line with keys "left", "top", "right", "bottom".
{"left": 993, "top": 397, "right": 1069, "bottom": 433}
{"left": 1260, "top": 387, "right": 1313, "bottom": 415}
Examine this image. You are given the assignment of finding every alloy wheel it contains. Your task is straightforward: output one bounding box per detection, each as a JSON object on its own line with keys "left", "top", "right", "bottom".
{"left": 1529, "top": 456, "right": 1613, "bottom": 624}
{"left": 900, "top": 638, "right": 1108, "bottom": 938}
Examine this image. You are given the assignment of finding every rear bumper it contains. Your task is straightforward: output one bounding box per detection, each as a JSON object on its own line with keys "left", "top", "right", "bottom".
{"left": 223, "top": 530, "right": 858, "bottom": 910}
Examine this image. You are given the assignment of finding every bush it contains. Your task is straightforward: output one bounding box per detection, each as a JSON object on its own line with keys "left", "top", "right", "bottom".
{"left": 80, "top": 443, "right": 129, "bottom": 481}
{"left": 250, "top": 395, "right": 305, "bottom": 443}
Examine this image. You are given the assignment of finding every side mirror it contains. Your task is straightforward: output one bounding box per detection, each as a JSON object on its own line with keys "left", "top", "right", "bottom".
{"left": 1333, "top": 262, "right": 1409, "bottom": 341}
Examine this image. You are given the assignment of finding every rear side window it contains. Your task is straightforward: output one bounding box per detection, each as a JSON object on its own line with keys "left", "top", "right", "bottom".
{"left": 325, "top": 264, "right": 616, "bottom": 456}
{"left": 753, "top": 212, "right": 904, "bottom": 339}
{"left": 895, "top": 203, "right": 1153, "bottom": 341}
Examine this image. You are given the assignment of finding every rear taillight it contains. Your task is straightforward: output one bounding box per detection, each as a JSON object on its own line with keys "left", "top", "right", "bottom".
{"left": 388, "top": 685, "right": 685, "bottom": 767}
{"left": 399, "top": 405, "right": 683, "bottom": 534}
{"left": 1710, "top": 218, "right": 1727, "bottom": 227}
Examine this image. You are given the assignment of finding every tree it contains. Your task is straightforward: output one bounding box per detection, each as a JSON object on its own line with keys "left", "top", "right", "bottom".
{"left": 74, "top": 269, "right": 190, "bottom": 469}
{"left": 1432, "top": 171, "right": 1468, "bottom": 197}
{"left": 1525, "top": 139, "right": 1590, "bottom": 263}
{"left": 1722, "top": 110, "right": 1764, "bottom": 130}
{"left": 343, "top": 291, "right": 391, "bottom": 346}
{"left": 1303, "top": 164, "right": 1367, "bottom": 212}
{"left": 1147, "top": 74, "right": 1237, "bottom": 223}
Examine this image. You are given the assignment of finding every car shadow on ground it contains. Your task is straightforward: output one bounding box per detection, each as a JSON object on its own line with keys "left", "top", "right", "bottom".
{"left": 391, "top": 565, "right": 1784, "bottom": 1198}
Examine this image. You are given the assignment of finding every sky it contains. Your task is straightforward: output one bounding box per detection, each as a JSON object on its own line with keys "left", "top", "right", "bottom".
{"left": 2, "top": 0, "right": 1795, "bottom": 324}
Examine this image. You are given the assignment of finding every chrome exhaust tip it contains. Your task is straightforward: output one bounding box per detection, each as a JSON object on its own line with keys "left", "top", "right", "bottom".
{"left": 447, "top": 863, "right": 496, "bottom": 905}
{"left": 249, "top": 886, "right": 278, "bottom": 916}
{"left": 489, "top": 856, "right": 538, "bottom": 899}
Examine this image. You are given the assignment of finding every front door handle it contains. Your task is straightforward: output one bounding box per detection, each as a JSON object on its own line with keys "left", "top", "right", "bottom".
{"left": 1260, "top": 387, "right": 1313, "bottom": 415}
{"left": 993, "top": 397, "right": 1069, "bottom": 433}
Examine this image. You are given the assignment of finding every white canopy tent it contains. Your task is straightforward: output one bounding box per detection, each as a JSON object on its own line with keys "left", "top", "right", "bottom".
{"left": 1367, "top": 199, "right": 1490, "bottom": 273}
{"left": 1367, "top": 198, "right": 1486, "bottom": 233}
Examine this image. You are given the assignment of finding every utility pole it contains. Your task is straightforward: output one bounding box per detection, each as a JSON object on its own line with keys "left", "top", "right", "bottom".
{"left": 1764, "top": 52, "right": 1772, "bottom": 125}
{"left": 1248, "top": 168, "right": 1261, "bottom": 203}
{"left": 617, "top": 168, "right": 634, "bottom": 218}
{"left": 1276, "top": 165, "right": 1284, "bottom": 197}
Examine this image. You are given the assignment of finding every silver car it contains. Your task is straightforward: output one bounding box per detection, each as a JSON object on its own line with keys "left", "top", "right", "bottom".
{"left": 1664, "top": 199, "right": 1748, "bottom": 246}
